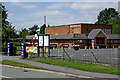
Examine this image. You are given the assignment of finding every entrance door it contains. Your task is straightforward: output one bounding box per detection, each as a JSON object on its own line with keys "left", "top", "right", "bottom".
{"left": 87, "top": 40, "right": 91, "bottom": 47}
{"left": 96, "top": 37, "right": 105, "bottom": 46}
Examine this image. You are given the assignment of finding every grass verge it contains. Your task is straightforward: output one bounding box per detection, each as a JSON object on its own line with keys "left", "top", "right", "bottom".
{"left": 1, "top": 60, "right": 47, "bottom": 70}
{"left": 27, "top": 58, "right": 119, "bottom": 75}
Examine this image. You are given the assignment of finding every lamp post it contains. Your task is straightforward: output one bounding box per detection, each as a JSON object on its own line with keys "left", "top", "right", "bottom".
{"left": 33, "top": 34, "right": 38, "bottom": 46}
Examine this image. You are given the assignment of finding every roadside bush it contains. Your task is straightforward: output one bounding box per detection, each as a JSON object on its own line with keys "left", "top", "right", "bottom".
{"left": 2, "top": 44, "right": 7, "bottom": 55}
{"left": 13, "top": 46, "right": 17, "bottom": 55}
{"left": 10, "top": 42, "right": 21, "bottom": 46}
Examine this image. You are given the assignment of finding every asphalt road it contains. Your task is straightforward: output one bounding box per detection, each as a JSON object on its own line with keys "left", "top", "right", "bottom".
{"left": 1, "top": 66, "right": 71, "bottom": 78}
{"left": 1, "top": 67, "right": 115, "bottom": 80}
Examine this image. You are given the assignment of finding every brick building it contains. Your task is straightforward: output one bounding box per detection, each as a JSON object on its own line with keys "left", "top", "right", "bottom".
{"left": 45, "top": 23, "right": 120, "bottom": 48}
{"left": 45, "top": 23, "right": 112, "bottom": 35}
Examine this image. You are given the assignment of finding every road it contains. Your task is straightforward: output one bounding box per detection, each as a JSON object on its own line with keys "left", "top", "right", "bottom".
{"left": 1, "top": 67, "right": 114, "bottom": 80}
{"left": 1, "top": 66, "right": 71, "bottom": 78}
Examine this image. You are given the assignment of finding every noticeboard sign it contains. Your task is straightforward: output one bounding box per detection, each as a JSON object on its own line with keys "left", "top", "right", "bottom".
{"left": 38, "top": 35, "right": 49, "bottom": 47}
{"left": 44, "top": 36, "right": 49, "bottom": 46}
{"left": 39, "top": 36, "right": 43, "bottom": 46}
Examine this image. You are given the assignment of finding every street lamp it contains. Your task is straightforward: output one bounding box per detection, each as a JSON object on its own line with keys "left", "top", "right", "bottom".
{"left": 33, "top": 34, "right": 38, "bottom": 46}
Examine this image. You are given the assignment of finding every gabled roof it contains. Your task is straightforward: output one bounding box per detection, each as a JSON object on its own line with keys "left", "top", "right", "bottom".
{"left": 73, "top": 34, "right": 88, "bottom": 39}
{"left": 50, "top": 34, "right": 74, "bottom": 39}
{"left": 50, "top": 34, "right": 88, "bottom": 39}
{"left": 88, "top": 29, "right": 108, "bottom": 39}
{"left": 107, "top": 34, "right": 120, "bottom": 39}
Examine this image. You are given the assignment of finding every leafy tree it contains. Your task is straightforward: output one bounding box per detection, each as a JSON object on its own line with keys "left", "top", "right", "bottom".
{"left": 19, "top": 28, "right": 29, "bottom": 38}
{"left": 48, "top": 24, "right": 51, "bottom": 27}
{"left": 1, "top": 3, "right": 17, "bottom": 52}
{"left": 95, "top": 8, "right": 119, "bottom": 24}
{"left": 40, "top": 24, "right": 46, "bottom": 34}
{"left": 29, "top": 25, "right": 39, "bottom": 35}
{"left": 108, "top": 15, "right": 120, "bottom": 34}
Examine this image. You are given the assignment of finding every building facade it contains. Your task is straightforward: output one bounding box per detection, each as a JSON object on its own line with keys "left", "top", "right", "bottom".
{"left": 45, "top": 23, "right": 120, "bottom": 48}
{"left": 45, "top": 23, "right": 112, "bottom": 35}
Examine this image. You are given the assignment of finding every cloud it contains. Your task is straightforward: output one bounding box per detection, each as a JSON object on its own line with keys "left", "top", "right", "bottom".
{"left": 8, "top": 13, "right": 14, "bottom": 16}
{"left": 1, "top": 0, "right": 120, "bottom": 2}
{"left": 11, "top": 2, "right": 37, "bottom": 9}
{"left": 14, "top": 20, "right": 42, "bottom": 30}
{"left": 79, "top": 10, "right": 98, "bottom": 14}
{"left": 71, "top": 2, "right": 118, "bottom": 10}
{"left": 24, "top": 10, "right": 69, "bottom": 20}
{"left": 14, "top": 13, "right": 97, "bottom": 30}
{"left": 46, "top": 3, "right": 70, "bottom": 9}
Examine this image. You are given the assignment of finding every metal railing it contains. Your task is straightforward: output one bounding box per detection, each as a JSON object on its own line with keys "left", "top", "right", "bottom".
{"left": 49, "top": 48, "right": 119, "bottom": 65}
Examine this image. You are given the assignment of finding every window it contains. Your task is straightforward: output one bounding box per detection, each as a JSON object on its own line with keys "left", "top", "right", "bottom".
{"left": 103, "top": 29, "right": 111, "bottom": 34}
{"left": 107, "top": 40, "right": 110, "bottom": 43}
{"left": 87, "top": 29, "right": 88, "bottom": 31}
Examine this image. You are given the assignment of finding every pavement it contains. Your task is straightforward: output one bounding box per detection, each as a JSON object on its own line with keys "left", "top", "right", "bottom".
{"left": 1, "top": 55, "right": 119, "bottom": 79}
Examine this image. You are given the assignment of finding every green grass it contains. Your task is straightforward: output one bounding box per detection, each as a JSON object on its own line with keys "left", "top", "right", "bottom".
{"left": 1, "top": 60, "right": 47, "bottom": 70}
{"left": 27, "top": 58, "right": 119, "bottom": 75}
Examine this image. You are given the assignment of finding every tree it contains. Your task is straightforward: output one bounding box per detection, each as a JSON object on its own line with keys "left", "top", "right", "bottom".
{"left": 29, "top": 25, "right": 39, "bottom": 35}
{"left": 1, "top": 3, "right": 17, "bottom": 52}
{"left": 108, "top": 15, "right": 120, "bottom": 34}
{"left": 40, "top": 24, "right": 46, "bottom": 34}
{"left": 19, "top": 28, "right": 29, "bottom": 38}
{"left": 95, "top": 8, "right": 119, "bottom": 24}
{"left": 48, "top": 24, "right": 51, "bottom": 27}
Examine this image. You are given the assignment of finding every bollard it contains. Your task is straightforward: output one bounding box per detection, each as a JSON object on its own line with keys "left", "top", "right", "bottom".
{"left": 53, "top": 46, "right": 55, "bottom": 49}
{"left": 8, "top": 43, "right": 9, "bottom": 56}
{"left": 89, "top": 47, "right": 91, "bottom": 49}
{"left": 8, "top": 43, "right": 13, "bottom": 56}
{"left": 85, "top": 46, "right": 87, "bottom": 49}
{"left": 112, "top": 46, "right": 114, "bottom": 48}
{"left": 118, "top": 46, "right": 120, "bottom": 48}
{"left": 97, "top": 46, "right": 99, "bottom": 49}
{"left": 21, "top": 43, "right": 24, "bottom": 58}
{"left": 21, "top": 43, "right": 28, "bottom": 58}
{"left": 106, "top": 46, "right": 107, "bottom": 48}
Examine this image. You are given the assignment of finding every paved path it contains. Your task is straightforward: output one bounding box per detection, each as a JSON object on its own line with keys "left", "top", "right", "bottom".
{"left": 1, "top": 55, "right": 119, "bottom": 79}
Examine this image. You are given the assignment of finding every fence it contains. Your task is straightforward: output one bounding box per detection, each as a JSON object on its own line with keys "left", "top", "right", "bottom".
{"left": 49, "top": 48, "right": 119, "bottom": 65}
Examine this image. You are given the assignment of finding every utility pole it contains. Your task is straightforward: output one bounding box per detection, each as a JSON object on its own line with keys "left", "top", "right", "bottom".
{"left": 44, "top": 16, "right": 46, "bottom": 25}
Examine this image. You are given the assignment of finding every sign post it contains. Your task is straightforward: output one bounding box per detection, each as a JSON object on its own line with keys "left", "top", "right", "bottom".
{"left": 38, "top": 34, "right": 50, "bottom": 58}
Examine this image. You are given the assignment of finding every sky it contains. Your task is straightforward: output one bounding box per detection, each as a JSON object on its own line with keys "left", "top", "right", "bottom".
{"left": 3, "top": 2, "right": 119, "bottom": 31}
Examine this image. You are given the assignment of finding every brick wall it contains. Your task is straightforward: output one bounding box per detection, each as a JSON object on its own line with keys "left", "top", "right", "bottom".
{"left": 45, "top": 24, "right": 112, "bottom": 35}
{"left": 81, "top": 24, "right": 112, "bottom": 34}
{"left": 45, "top": 25, "right": 70, "bottom": 35}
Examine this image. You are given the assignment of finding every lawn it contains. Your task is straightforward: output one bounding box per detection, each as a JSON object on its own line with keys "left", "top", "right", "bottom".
{"left": 27, "top": 58, "right": 119, "bottom": 75}
{"left": 1, "top": 60, "right": 47, "bottom": 70}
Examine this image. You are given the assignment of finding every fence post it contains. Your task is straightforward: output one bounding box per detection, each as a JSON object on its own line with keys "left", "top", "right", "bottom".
{"left": 63, "top": 47, "right": 64, "bottom": 60}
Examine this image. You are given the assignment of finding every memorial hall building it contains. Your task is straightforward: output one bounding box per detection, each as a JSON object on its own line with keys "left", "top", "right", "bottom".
{"left": 45, "top": 23, "right": 120, "bottom": 48}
